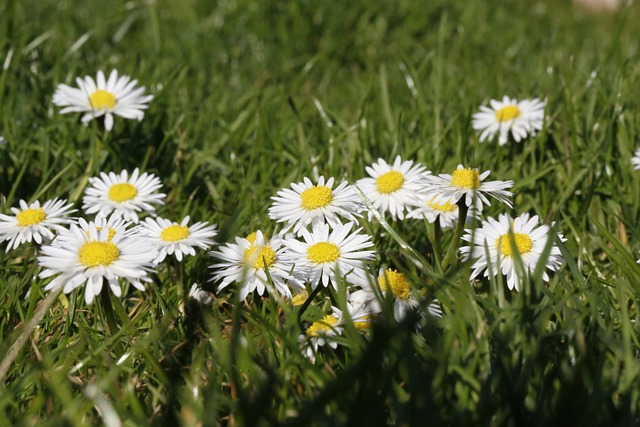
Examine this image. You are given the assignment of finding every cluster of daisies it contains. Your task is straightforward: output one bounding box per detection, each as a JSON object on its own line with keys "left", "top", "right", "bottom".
{"left": 1, "top": 69, "right": 568, "bottom": 361}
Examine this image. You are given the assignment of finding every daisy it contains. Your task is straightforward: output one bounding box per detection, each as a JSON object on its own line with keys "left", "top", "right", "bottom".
{"left": 282, "top": 221, "right": 375, "bottom": 289}
{"left": 38, "top": 219, "right": 157, "bottom": 304}
{"left": 53, "top": 70, "right": 153, "bottom": 131}
{"left": 0, "top": 198, "right": 75, "bottom": 251}
{"left": 422, "top": 164, "right": 513, "bottom": 212}
{"left": 356, "top": 156, "right": 430, "bottom": 221}
{"left": 210, "top": 230, "right": 301, "bottom": 301}
{"left": 460, "top": 213, "right": 565, "bottom": 291}
{"left": 139, "top": 216, "right": 217, "bottom": 263}
{"left": 632, "top": 148, "right": 640, "bottom": 170}
{"left": 472, "top": 96, "right": 545, "bottom": 145}
{"left": 188, "top": 284, "right": 213, "bottom": 305}
{"left": 82, "top": 168, "right": 165, "bottom": 223}
{"left": 268, "top": 176, "right": 362, "bottom": 235}
{"left": 300, "top": 306, "right": 344, "bottom": 363}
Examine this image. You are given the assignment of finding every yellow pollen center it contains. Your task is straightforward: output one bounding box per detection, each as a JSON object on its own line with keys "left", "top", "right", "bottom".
{"left": 291, "top": 290, "right": 309, "bottom": 306}
{"left": 108, "top": 183, "right": 138, "bottom": 202}
{"left": 376, "top": 171, "right": 405, "bottom": 194}
{"left": 78, "top": 241, "right": 120, "bottom": 267}
{"left": 354, "top": 316, "right": 373, "bottom": 331}
{"left": 300, "top": 186, "right": 334, "bottom": 210}
{"left": 245, "top": 232, "right": 258, "bottom": 244}
{"left": 244, "top": 244, "right": 277, "bottom": 269}
{"left": 451, "top": 168, "right": 481, "bottom": 190}
{"left": 497, "top": 233, "right": 533, "bottom": 257}
{"left": 16, "top": 208, "right": 46, "bottom": 227}
{"left": 495, "top": 105, "right": 521, "bottom": 122}
{"left": 307, "top": 242, "right": 340, "bottom": 264}
{"left": 89, "top": 90, "right": 116, "bottom": 110}
{"left": 160, "top": 225, "right": 190, "bottom": 242}
{"left": 378, "top": 269, "right": 412, "bottom": 300}
{"left": 427, "top": 197, "right": 456, "bottom": 213}
{"left": 306, "top": 315, "right": 339, "bottom": 337}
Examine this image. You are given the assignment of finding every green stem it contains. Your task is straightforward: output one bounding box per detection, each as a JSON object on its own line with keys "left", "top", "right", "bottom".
{"left": 441, "top": 202, "right": 468, "bottom": 272}
{"left": 99, "top": 284, "right": 119, "bottom": 335}
{"left": 432, "top": 220, "right": 443, "bottom": 269}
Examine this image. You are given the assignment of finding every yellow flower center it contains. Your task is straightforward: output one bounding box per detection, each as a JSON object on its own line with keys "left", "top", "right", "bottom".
{"left": 108, "top": 183, "right": 138, "bottom": 202}
{"left": 307, "top": 242, "right": 340, "bottom": 264}
{"left": 160, "top": 225, "right": 190, "bottom": 242}
{"left": 427, "top": 197, "right": 456, "bottom": 213}
{"left": 377, "top": 268, "right": 411, "bottom": 300}
{"left": 16, "top": 208, "right": 46, "bottom": 227}
{"left": 79, "top": 241, "right": 120, "bottom": 267}
{"left": 245, "top": 231, "right": 258, "bottom": 244}
{"left": 376, "top": 171, "right": 405, "bottom": 194}
{"left": 300, "top": 185, "right": 334, "bottom": 210}
{"left": 306, "top": 315, "right": 339, "bottom": 337}
{"left": 244, "top": 244, "right": 277, "bottom": 269}
{"left": 89, "top": 90, "right": 117, "bottom": 110}
{"left": 495, "top": 105, "right": 521, "bottom": 122}
{"left": 451, "top": 168, "right": 480, "bottom": 190}
{"left": 497, "top": 233, "right": 533, "bottom": 257}
{"left": 354, "top": 316, "right": 372, "bottom": 331}
{"left": 291, "top": 290, "right": 309, "bottom": 306}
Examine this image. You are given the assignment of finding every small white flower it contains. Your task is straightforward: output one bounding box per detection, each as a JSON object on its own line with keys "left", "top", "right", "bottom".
{"left": 139, "top": 216, "right": 217, "bottom": 263}
{"left": 422, "top": 165, "right": 513, "bottom": 212}
{"left": 300, "top": 307, "right": 343, "bottom": 363}
{"left": 282, "top": 222, "right": 375, "bottom": 289}
{"left": 53, "top": 70, "right": 153, "bottom": 131}
{"left": 210, "top": 230, "right": 301, "bottom": 301}
{"left": 460, "top": 213, "right": 565, "bottom": 291}
{"left": 356, "top": 156, "right": 430, "bottom": 221}
{"left": 472, "top": 96, "right": 545, "bottom": 145}
{"left": 188, "top": 284, "right": 213, "bottom": 305}
{"left": 632, "top": 148, "right": 640, "bottom": 170}
{"left": 38, "top": 219, "right": 157, "bottom": 304}
{"left": 269, "top": 176, "right": 363, "bottom": 235}
{"left": 0, "top": 198, "right": 75, "bottom": 251}
{"left": 82, "top": 168, "right": 165, "bottom": 223}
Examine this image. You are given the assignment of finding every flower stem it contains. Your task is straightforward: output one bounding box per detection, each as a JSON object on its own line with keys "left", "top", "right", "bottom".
{"left": 441, "top": 202, "right": 468, "bottom": 272}
{"left": 100, "top": 284, "right": 119, "bottom": 335}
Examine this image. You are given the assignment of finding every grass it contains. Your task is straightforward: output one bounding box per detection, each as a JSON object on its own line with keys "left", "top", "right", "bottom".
{"left": 1, "top": 0, "right": 640, "bottom": 425}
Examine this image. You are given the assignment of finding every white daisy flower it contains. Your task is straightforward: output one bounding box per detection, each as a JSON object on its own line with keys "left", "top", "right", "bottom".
{"left": 356, "top": 156, "right": 430, "bottom": 221}
{"left": 53, "top": 70, "right": 153, "bottom": 131}
{"left": 282, "top": 221, "right": 375, "bottom": 289}
{"left": 460, "top": 213, "right": 565, "bottom": 291}
{"left": 422, "top": 164, "right": 513, "bottom": 212}
{"left": 139, "top": 216, "right": 217, "bottom": 263}
{"left": 0, "top": 198, "right": 75, "bottom": 251}
{"left": 632, "top": 148, "right": 640, "bottom": 170}
{"left": 210, "top": 230, "right": 300, "bottom": 301}
{"left": 472, "top": 96, "right": 546, "bottom": 146}
{"left": 300, "top": 306, "right": 344, "bottom": 363}
{"left": 268, "top": 176, "right": 362, "bottom": 235}
{"left": 343, "top": 289, "right": 378, "bottom": 332}
{"left": 82, "top": 168, "right": 165, "bottom": 223}
{"left": 38, "top": 219, "right": 157, "bottom": 304}
{"left": 188, "top": 284, "right": 213, "bottom": 306}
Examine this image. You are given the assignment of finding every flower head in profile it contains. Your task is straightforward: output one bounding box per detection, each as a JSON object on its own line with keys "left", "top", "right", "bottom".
{"left": 139, "top": 216, "right": 217, "bottom": 263}
{"left": 282, "top": 222, "right": 375, "bottom": 289}
{"left": 300, "top": 306, "right": 344, "bottom": 363}
{"left": 356, "top": 156, "right": 430, "bottom": 221}
{"left": 460, "top": 213, "right": 564, "bottom": 291}
{"left": 53, "top": 70, "right": 153, "bottom": 131}
{"left": 632, "top": 148, "right": 640, "bottom": 170}
{"left": 407, "top": 193, "right": 480, "bottom": 229}
{"left": 472, "top": 96, "right": 545, "bottom": 145}
{"left": 210, "top": 230, "right": 301, "bottom": 301}
{"left": 269, "top": 176, "right": 362, "bottom": 235}
{"left": 38, "top": 218, "right": 157, "bottom": 304}
{"left": 188, "top": 284, "right": 213, "bottom": 306}
{"left": 422, "top": 165, "right": 513, "bottom": 212}
{"left": 0, "top": 199, "right": 75, "bottom": 251}
{"left": 82, "top": 168, "right": 165, "bottom": 223}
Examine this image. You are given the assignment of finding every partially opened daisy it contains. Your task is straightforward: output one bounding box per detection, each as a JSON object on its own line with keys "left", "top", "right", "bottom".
{"left": 210, "top": 230, "right": 301, "bottom": 301}
{"left": 632, "top": 148, "right": 640, "bottom": 170}
{"left": 82, "top": 168, "right": 165, "bottom": 223}
{"left": 460, "top": 213, "right": 565, "bottom": 291}
{"left": 422, "top": 165, "right": 513, "bottom": 212}
{"left": 300, "top": 306, "right": 344, "bottom": 363}
{"left": 53, "top": 70, "right": 153, "bottom": 131}
{"left": 139, "top": 216, "right": 217, "bottom": 263}
{"left": 406, "top": 194, "right": 470, "bottom": 229}
{"left": 0, "top": 198, "right": 75, "bottom": 251}
{"left": 38, "top": 218, "right": 157, "bottom": 304}
{"left": 268, "top": 176, "right": 362, "bottom": 235}
{"left": 356, "top": 156, "right": 430, "bottom": 221}
{"left": 282, "top": 221, "right": 375, "bottom": 289}
{"left": 472, "top": 96, "right": 545, "bottom": 145}
{"left": 188, "top": 284, "right": 213, "bottom": 306}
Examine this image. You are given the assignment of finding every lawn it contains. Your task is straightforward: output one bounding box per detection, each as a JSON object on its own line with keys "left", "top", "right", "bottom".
{"left": 1, "top": 0, "right": 640, "bottom": 425}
